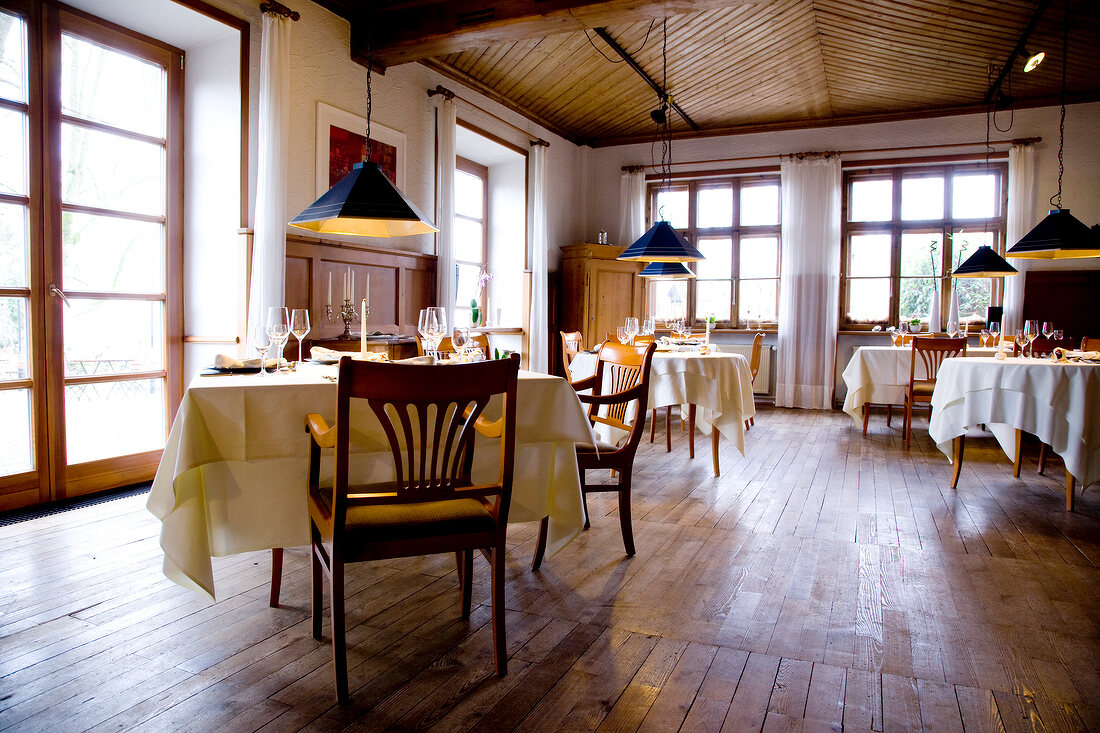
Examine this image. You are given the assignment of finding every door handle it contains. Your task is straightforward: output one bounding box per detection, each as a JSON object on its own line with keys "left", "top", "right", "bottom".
{"left": 49, "top": 284, "right": 72, "bottom": 307}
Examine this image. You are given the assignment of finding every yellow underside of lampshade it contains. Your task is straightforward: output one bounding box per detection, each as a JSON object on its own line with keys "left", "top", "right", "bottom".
{"left": 290, "top": 216, "right": 439, "bottom": 237}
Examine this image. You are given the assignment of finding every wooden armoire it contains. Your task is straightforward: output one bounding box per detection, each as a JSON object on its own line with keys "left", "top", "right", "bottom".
{"left": 559, "top": 243, "right": 644, "bottom": 350}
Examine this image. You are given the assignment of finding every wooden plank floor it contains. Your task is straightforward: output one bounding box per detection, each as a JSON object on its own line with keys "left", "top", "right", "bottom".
{"left": 2, "top": 407, "right": 1098, "bottom": 732}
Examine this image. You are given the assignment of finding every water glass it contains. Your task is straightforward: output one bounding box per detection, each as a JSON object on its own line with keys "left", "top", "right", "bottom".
{"left": 624, "top": 317, "right": 639, "bottom": 344}
{"left": 266, "top": 306, "right": 290, "bottom": 368}
{"left": 946, "top": 321, "right": 958, "bottom": 338}
{"left": 616, "top": 326, "right": 630, "bottom": 344}
{"left": 253, "top": 323, "right": 271, "bottom": 377}
{"left": 641, "top": 318, "right": 655, "bottom": 336}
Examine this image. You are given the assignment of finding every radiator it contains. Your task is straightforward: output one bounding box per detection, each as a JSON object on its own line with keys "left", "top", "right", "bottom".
{"left": 713, "top": 343, "right": 774, "bottom": 395}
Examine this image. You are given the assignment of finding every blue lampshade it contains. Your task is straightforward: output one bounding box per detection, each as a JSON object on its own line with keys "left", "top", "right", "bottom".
{"left": 952, "top": 245, "right": 1018, "bottom": 277}
{"left": 290, "top": 163, "right": 438, "bottom": 237}
{"left": 639, "top": 261, "right": 695, "bottom": 278}
{"left": 617, "top": 221, "right": 704, "bottom": 262}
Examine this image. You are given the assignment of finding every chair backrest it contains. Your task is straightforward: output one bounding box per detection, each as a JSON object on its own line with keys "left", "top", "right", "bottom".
{"left": 633, "top": 334, "right": 656, "bottom": 344}
{"left": 1080, "top": 336, "right": 1100, "bottom": 351}
{"left": 1014, "top": 336, "right": 1076, "bottom": 357}
{"left": 560, "top": 330, "right": 583, "bottom": 379}
{"left": 330, "top": 354, "right": 519, "bottom": 529}
{"left": 748, "top": 332, "right": 764, "bottom": 382}
{"left": 416, "top": 332, "right": 491, "bottom": 357}
{"left": 584, "top": 341, "right": 657, "bottom": 450}
{"left": 910, "top": 336, "right": 967, "bottom": 384}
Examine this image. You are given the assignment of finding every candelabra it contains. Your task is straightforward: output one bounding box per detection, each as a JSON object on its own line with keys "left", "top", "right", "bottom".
{"left": 325, "top": 298, "right": 359, "bottom": 340}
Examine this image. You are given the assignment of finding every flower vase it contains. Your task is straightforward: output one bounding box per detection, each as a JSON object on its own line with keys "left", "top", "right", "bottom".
{"left": 927, "top": 281, "right": 941, "bottom": 334}
{"left": 947, "top": 286, "right": 960, "bottom": 332}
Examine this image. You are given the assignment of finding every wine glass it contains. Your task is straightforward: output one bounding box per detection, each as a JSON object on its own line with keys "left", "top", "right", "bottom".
{"left": 266, "top": 306, "right": 290, "bottom": 370}
{"left": 1024, "top": 320, "right": 1039, "bottom": 358}
{"left": 452, "top": 327, "right": 469, "bottom": 357}
{"left": 624, "top": 317, "right": 639, "bottom": 344}
{"left": 959, "top": 322, "right": 968, "bottom": 339}
{"left": 616, "top": 326, "right": 630, "bottom": 344}
{"left": 252, "top": 322, "right": 271, "bottom": 377}
{"left": 1014, "top": 329, "right": 1027, "bottom": 358}
{"left": 290, "top": 309, "right": 310, "bottom": 365}
{"left": 946, "top": 320, "right": 958, "bottom": 338}
{"left": 426, "top": 307, "right": 447, "bottom": 351}
{"left": 980, "top": 329, "right": 990, "bottom": 347}
{"left": 418, "top": 308, "right": 433, "bottom": 348}
{"left": 989, "top": 321, "right": 1001, "bottom": 348}
{"left": 642, "top": 318, "right": 655, "bottom": 336}
{"left": 1042, "top": 321, "right": 1054, "bottom": 340}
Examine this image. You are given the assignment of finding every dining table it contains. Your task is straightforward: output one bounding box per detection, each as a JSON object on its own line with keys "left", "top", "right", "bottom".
{"left": 927, "top": 355, "right": 1099, "bottom": 510}
{"left": 569, "top": 346, "right": 756, "bottom": 474}
{"left": 147, "top": 363, "right": 596, "bottom": 599}
{"left": 841, "top": 343, "right": 999, "bottom": 431}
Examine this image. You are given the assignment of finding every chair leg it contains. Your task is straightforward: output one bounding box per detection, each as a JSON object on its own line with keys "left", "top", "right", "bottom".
{"left": 950, "top": 435, "right": 965, "bottom": 489}
{"left": 269, "top": 547, "right": 283, "bottom": 608}
{"left": 688, "top": 404, "right": 696, "bottom": 459}
{"left": 749, "top": 416, "right": 754, "bottom": 427}
{"left": 650, "top": 408, "right": 656, "bottom": 443}
{"left": 862, "top": 402, "right": 871, "bottom": 436}
{"left": 1066, "top": 473, "right": 1076, "bottom": 511}
{"left": 330, "top": 557, "right": 348, "bottom": 704}
{"left": 711, "top": 429, "right": 720, "bottom": 477}
{"left": 459, "top": 550, "right": 473, "bottom": 617}
{"left": 617, "top": 476, "right": 635, "bottom": 557}
{"left": 491, "top": 546, "right": 508, "bottom": 676}
{"left": 904, "top": 397, "right": 912, "bottom": 447}
{"left": 1038, "top": 443, "right": 1048, "bottom": 475}
{"left": 886, "top": 404, "right": 892, "bottom": 427}
{"left": 532, "top": 516, "right": 549, "bottom": 570}
{"left": 744, "top": 419, "right": 750, "bottom": 431}
{"left": 311, "top": 532, "right": 324, "bottom": 641}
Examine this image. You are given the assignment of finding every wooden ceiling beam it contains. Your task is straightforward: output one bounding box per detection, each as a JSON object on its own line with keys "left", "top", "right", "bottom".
{"left": 315, "top": 0, "right": 754, "bottom": 69}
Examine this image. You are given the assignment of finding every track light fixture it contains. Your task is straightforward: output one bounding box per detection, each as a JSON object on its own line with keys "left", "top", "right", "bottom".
{"left": 1023, "top": 48, "right": 1045, "bottom": 72}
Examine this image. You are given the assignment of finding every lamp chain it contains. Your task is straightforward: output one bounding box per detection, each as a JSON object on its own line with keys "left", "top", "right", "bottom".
{"left": 364, "top": 34, "right": 373, "bottom": 161}
{"left": 1051, "top": 0, "right": 1067, "bottom": 209}
{"left": 660, "top": 18, "right": 672, "bottom": 197}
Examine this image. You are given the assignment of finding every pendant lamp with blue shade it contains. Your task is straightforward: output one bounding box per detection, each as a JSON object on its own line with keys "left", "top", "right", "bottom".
{"left": 639, "top": 260, "right": 696, "bottom": 278}
{"left": 618, "top": 221, "right": 704, "bottom": 262}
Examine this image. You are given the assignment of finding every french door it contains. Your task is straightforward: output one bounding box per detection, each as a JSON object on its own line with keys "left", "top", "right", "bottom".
{"left": 0, "top": 1, "right": 182, "bottom": 509}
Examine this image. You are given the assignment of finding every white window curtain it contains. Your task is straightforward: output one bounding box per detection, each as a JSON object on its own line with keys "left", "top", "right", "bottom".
{"left": 1003, "top": 142, "right": 1036, "bottom": 335}
{"left": 617, "top": 168, "right": 646, "bottom": 247}
{"left": 527, "top": 143, "right": 549, "bottom": 372}
{"left": 435, "top": 97, "right": 457, "bottom": 329}
{"left": 776, "top": 153, "right": 842, "bottom": 409}
{"left": 246, "top": 12, "right": 291, "bottom": 349}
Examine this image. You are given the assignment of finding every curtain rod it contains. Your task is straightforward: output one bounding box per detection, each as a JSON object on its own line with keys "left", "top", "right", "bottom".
{"left": 259, "top": 1, "right": 299, "bottom": 20}
{"left": 428, "top": 85, "right": 548, "bottom": 147}
{"left": 621, "top": 137, "right": 1041, "bottom": 170}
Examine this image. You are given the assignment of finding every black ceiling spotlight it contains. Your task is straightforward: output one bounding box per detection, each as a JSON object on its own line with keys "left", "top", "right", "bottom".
{"left": 1022, "top": 48, "right": 1045, "bottom": 72}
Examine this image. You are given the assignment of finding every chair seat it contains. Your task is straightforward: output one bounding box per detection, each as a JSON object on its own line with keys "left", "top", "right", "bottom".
{"left": 907, "top": 381, "right": 936, "bottom": 399}
{"left": 575, "top": 439, "right": 622, "bottom": 454}
{"left": 313, "top": 487, "right": 494, "bottom": 543}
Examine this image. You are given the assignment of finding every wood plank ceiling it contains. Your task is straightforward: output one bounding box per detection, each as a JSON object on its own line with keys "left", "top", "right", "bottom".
{"left": 310, "top": 0, "right": 1100, "bottom": 147}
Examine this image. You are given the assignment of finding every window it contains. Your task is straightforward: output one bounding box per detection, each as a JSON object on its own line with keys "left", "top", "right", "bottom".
{"left": 453, "top": 156, "right": 487, "bottom": 323}
{"left": 842, "top": 162, "right": 1007, "bottom": 329}
{"left": 646, "top": 175, "right": 780, "bottom": 327}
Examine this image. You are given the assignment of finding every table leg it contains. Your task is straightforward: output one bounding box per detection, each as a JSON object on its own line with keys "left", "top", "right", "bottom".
{"left": 711, "top": 429, "right": 720, "bottom": 477}
{"left": 269, "top": 547, "right": 283, "bottom": 607}
{"left": 1066, "top": 473, "right": 1076, "bottom": 511}
{"left": 1013, "top": 429, "right": 1023, "bottom": 478}
{"left": 862, "top": 402, "right": 870, "bottom": 436}
{"left": 950, "top": 436, "right": 965, "bottom": 490}
{"left": 688, "top": 404, "right": 696, "bottom": 459}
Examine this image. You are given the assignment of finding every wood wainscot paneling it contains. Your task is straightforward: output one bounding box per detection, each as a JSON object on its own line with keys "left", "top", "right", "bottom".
{"left": 285, "top": 234, "right": 437, "bottom": 350}
{"left": 1022, "top": 270, "right": 1100, "bottom": 347}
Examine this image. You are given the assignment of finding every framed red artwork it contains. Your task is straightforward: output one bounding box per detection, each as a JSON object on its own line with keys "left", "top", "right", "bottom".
{"left": 315, "top": 102, "right": 406, "bottom": 197}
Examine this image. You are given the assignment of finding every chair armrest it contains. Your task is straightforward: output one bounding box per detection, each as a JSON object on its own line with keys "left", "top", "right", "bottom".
{"left": 569, "top": 374, "right": 599, "bottom": 392}
{"left": 461, "top": 405, "right": 503, "bottom": 438}
{"left": 305, "top": 413, "right": 336, "bottom": 448}
{"left": 576, "top": 383, "right": 647, "bottom": 406}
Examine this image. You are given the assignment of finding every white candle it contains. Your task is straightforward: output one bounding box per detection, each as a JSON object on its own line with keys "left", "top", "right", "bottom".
{"left": 327, "top": 271, "right": 332, "bottom": 303}
{"left": 360, "top": 298, "right": 367, "bottom": 357}
{"left": 365, "top": 273, "right": 370, "bottom": 304}
{"left": 351, "top": 270, "right": 355, "bottom": 298}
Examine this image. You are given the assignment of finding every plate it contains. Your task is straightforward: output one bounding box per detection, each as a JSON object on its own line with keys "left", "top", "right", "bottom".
{"left": 202, "top": 365, "right": 274, "bottom": 375}
{"left": 306, "top": 358, "right": 340, "bottom": 365}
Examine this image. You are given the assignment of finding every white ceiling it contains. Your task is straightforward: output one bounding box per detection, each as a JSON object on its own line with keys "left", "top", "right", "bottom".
{"left": 64, "top": 0, "right": 235, "bottom": 51}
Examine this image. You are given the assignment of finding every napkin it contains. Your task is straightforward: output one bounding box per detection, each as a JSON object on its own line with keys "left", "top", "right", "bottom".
{"left": 213, "top": 354, "right": 276, "bottom": 369}
{"left": 394, "top": 355, "right": 437, "bottom": 364}
{"left": 310, "top": 346, "right": 345, "bottom": 361}
{"left": 1051, "top": 348, "right": 1100, "bottom": 363}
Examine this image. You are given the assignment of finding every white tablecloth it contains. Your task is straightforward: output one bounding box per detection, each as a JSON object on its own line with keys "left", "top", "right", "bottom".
{"left": 147, "top": 365, "right": 595, "bottom": 599}
{"left": 841, "top": 345, "right": 999, "bottom": 426}
{"left": 570, "top": 350, "right": 756, "bottom": 456}
{"left": 928, "top": 357, "right": 1100, "bottom": 488}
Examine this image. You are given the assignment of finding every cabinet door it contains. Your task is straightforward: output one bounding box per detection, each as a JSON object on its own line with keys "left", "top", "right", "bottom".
{"left": 590, "top": 265, "right": 641, "bottom": 347}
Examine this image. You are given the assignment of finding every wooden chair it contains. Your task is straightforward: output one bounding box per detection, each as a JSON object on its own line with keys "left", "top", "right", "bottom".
{"left": 416, "top": 332, "right": 490, "bottom": 358}
{"left": 305, "top": 354, "right": 519, "bottom": 703}
{"left": 1079, "top": 336, "right": 1100, "bottom": 351}
{"left": 744, "top": 332, "right": 764, "bottom": 430}
{"left": 533, "top": 340, "right": 656, "bottom": 568}
{"left": 904, "top": 336, "right": 966, "bottom": 447}
{"left": 560, "top": 330, "right": 583, "bottom": 381}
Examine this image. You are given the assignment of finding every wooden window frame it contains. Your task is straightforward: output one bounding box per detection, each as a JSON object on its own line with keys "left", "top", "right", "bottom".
{"left": 454, "top": 155, "right": 488, "bottom": 315}
{"left": 840, "top": 161, "right": 1008, "bottom": 331}
{"left": 645, "top": 173, "right": 781, "bottom": 329}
